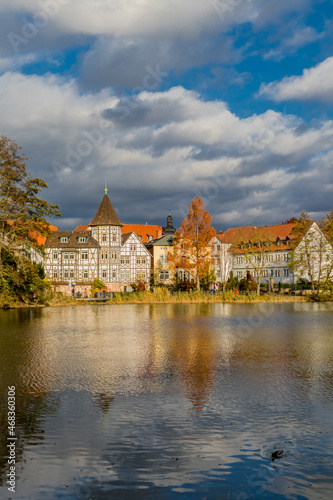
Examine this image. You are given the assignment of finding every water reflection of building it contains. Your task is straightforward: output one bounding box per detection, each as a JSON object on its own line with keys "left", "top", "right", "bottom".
{"left": 92, "top": 393, "right": 115, "bottom": 415}
{"left": 167, "top": 326, "right": 217, "bottom": 412}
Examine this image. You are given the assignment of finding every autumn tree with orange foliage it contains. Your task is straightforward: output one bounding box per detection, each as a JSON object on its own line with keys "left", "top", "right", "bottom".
{"left": 168, "top": 196, "right": 216, "bottom": 290}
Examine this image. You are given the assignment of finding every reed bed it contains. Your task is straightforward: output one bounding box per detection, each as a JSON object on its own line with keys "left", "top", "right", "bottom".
{"left": 110, "top": 289, "right": 305, "bottom": 304}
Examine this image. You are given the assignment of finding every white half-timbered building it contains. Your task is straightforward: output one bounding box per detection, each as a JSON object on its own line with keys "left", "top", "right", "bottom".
{"left": 44, "top": 190, "right": 151, "bottom": 293}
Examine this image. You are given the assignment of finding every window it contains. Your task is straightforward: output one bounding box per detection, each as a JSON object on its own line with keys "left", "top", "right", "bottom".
{"left": 142, "top": 258, "right": 146, "bottom": 264}
{"left": 81, "top": 252, "right": 88, "bottom": 260}
{"left": 78, "top": 237, "right": 86, "bottom": 243}
{"left": 275, "top": 270, "right": 280, "bottom": 277}
{"left": 126, "top": 271, "right": 130, "bottom": 280}
{"left": 112, "top": 271, "right": 116, "bottom": 279}
{"left": 217, "top": 245, "right": 221, "bottom": 251}
{"left": 70, "top": 270, "right": 74, "bottom": 278}
{"left": 101, "top": 252, "right": 104, "bottom": 260}
{"left": 142, "top": 271, "right": 146, "bottom": 279}
{"left": 137, "top": 258, "right": 141, "bottom": 264}
{"left": 120, "top": 272, "right": 124, "bottom": 281}
{"left": 126, "top": 257, "right": 130, "bottom": 264}
{"left": 111, "top": 252, "right": 115, "bottom": 260}
{"left": 159, "top": 255, "right": 167, "bottom": 265}
{"left": 60, "top": 237, "right": 68, "bottom": 243}
{"left": 70, "top": 253, "right": 74, "bottom": 260}
{"left": 148, "top": 235, "right": 153, "bottom": 241}
{"left": 102, "top": 270, "right": 107, "bottom": 279}
{"left": 160, "top": 271, "right": 169, "bottom": 280}
{"left": 53, "top": 252, "right": 58, "bottom": 260}
{"left": 64, "top": 270, "right": 68, "bottom": 279}
{"left": 53, "top": 271, "right": 58, "bottom": 278}
{"left": 105, "top": 253, "right": 108, "bottom": 261}
{"left": 84, "top": 271, "right": 88, "bottom": 279}
{"left": 102, "top": 234, "right": 106, "bottom": 242}
{"left": 284, "top": 269, "right": 289, "bottom": 277}
{"left": 120, "top": 257, "right": 124, "bottom": 264}
{"left": 270, "top": 269, "right": 274, "bottom": 277}
{"left": 112, "top": 235, "right": 116, "bottom": 242}
{"left": 63, "top": 253, "right": 68, "bottom": 260}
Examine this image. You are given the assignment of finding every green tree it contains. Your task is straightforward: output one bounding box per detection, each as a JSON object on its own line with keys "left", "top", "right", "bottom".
{"left": 0, "top": 135, "right": 60, "bottom": 250}
{"left": 0, "top": 135, "right": 61, "bottom": 302}
{"left": 200, "top": 263, "right": 217, "bottom": 291}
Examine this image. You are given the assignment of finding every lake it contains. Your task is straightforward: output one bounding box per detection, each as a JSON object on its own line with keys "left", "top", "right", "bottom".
{"left": 0, "top": 302, "right": 333, "bottom": 499}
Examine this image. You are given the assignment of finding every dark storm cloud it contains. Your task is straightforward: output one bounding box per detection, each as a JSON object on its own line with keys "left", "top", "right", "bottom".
{"left": 79, "top": 34, "right": 242, "bottom": 92}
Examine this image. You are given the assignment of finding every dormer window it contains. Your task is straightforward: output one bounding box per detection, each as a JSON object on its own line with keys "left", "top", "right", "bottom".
{"left": 78, "top": 237, "right": 87, "bottom": 243}
{"left": 285, "top": 237, "right": 290, "bottom": 245}
{"left": 148, "top": 235, "right": 153, "bottom": 241}
{"left": 277, "top": 237, "right": 281, "bottom": 246}
{"left": 60, "top": 237, "right": 68, "bottom": 243}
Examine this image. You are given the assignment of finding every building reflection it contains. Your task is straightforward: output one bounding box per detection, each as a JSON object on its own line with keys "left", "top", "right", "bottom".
{"left": 92, "top": 393, "right": 115, "bottom": 415}
{"left": 171, "top": 330, "right": 217, "bottom": 412}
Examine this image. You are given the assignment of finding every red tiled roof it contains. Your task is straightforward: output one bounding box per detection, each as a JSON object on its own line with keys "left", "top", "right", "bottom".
{"left": 226, "top": 223, "right": 296, "bottom": 253}
{"left": 121, "top": 224, "right": 163, "bottom": 243}
{"left": 217, "top": 226, "right": 256, "bottom": 244}
{"left": 75, "top": 224, "right": 90, "bottom": 232}
{"left": 74, "top": 223, "right": 163, "bottom": 243}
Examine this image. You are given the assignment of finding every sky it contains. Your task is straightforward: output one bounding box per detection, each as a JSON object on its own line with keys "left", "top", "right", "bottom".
{"left": 0, "top": 0, "right": 332, "bottom": 231}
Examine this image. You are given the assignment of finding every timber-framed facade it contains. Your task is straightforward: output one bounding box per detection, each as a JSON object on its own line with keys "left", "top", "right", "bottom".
{"left": 44, "top": 191, "right": 151, "bottom": 293}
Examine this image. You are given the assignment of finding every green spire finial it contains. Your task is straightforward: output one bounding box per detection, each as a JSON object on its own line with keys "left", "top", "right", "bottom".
{"left": 105, "top": 180, "right": 107, "bottom": 195}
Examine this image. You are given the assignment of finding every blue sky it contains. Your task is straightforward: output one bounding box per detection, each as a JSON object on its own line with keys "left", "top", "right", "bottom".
{"left": 0, "top": 0, "right": 332, "bottom": 230}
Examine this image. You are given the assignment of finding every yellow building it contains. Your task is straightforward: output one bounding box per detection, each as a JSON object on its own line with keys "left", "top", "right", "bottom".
{"left": 145, "top": 213, "right": 176, "bottom": 286}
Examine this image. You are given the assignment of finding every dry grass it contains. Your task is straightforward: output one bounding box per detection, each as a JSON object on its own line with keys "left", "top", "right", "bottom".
{"left": 1, "top": 289, "right": 320, "bottom": 309}
{"left": 110, "top": 289, "right": 305, "bottom": 304}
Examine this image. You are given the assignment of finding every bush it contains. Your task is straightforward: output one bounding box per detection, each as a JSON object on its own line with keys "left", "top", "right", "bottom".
{"left": 131, "top": 280, "right": 146, "bottom": 292}
{"left": 238, "top": 276, "right": 256, "bottom": 292}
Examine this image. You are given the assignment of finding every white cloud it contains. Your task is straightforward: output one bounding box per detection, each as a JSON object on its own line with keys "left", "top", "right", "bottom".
{"left": 0, "top": 53, "right": 39, "bottom": 72}
{"left": 0, "top": 71, "right": 332, "bottom": 228}
{"left": 258, "top": 57, "right": 333, "bottom": 102}
{"left": 0, "top": 0, "right": 234, "bottom": 39}
{"left": 0, "top": 0, "right": 312, "bottom": 43}
{"left": 263, "top": 26, "right": 324, "bottom": 61}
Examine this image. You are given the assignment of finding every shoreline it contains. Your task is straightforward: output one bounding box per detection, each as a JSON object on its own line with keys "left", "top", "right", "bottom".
{"left": 2, "top": 292, "right": 330, "bottom": 309}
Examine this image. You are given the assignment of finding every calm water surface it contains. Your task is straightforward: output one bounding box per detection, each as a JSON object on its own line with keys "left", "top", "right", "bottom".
{"left": 0, "top": 303, "right": 333, "bottom": 499}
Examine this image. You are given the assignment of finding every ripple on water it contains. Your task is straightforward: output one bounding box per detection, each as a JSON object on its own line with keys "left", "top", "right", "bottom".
{"left": 1, "top": 303, "right": 333, "bottom": 500}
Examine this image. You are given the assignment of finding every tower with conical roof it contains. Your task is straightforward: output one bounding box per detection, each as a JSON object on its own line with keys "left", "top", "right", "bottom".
{"left": 89, "top": 186, "right": 123, "bottom": 283}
